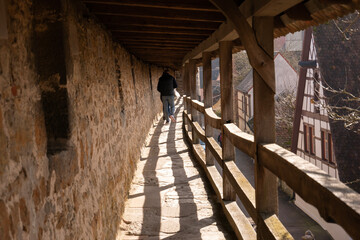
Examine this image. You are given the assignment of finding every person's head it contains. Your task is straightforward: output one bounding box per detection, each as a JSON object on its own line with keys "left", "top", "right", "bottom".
{"left": 163, "top": 68, "right": 169, "bottom": 75}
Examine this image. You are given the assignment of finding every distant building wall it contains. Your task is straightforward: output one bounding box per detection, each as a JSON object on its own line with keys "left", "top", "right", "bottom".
{"left": 295, "top": 36, "right": 338, "bottom": 178}
{"left": 0, "top": 0, "right": 162, "bottom": 239}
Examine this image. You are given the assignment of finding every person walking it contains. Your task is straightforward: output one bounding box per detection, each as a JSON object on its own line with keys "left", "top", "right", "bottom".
{"left": 157, "top": 69, "right": 177, "bottom": 123}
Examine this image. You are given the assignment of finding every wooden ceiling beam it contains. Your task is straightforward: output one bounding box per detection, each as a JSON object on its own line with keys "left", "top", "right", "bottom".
{"left": 87, "top": 3, "right": 225, "bottom": 22}
{"left": 210, "top": 0, "right": 276, "bottom": 92}
{"left": 124, "top": 44, "right": 194, "bottom": 51}
{"left": 83, "top": 0, "right": 219, "bottom": 12}
{"left": 98, "top": 16, "right": 221, "bottom": 30}
{"left": 242, "top": 0, "right": 303, "bottom": 17}
{"left": 118, "top": 38, "right": 201, "bottom": 45}
{"left": 183, "top": 0, "right": 306, "bottom": 62}
{"left": 113, "top": 33, "right": 205, "bottom": 41}
{"left": 124, "top": 42, "right": 198, "bottom": 48}
{"left": 131, "top": 50, "right": 187, "bottom": 56}
{"left": 128, "top": 46, "right": 193, "bottom": 51}
{"left": 109, "top": 26, "right": 212, "bottom": 36}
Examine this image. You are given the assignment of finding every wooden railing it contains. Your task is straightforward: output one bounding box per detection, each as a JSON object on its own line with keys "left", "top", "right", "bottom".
{"left": 183, "top": 96, "right": 360, "bottom": 240}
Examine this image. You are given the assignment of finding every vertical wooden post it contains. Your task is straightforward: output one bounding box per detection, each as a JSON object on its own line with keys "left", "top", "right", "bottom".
{"left": 182, "top": 64, "right": 188, "bottom": 132}
{"left": 183, "top": 63, "right": 189, "bottom": 112}
{"left": 203, "top": 52, "right": 215, "bottom": 166}
{"left": 220, "top": 41, "right": 236, "bottom": 201}
{"left": 253, "top": 17, "right": 278, "bottom": 239}
{"left": 189, "top": 59, "right": 199, "bottom": 144}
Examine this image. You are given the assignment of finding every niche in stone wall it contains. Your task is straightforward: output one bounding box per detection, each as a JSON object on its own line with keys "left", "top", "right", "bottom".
{"left": 32, "top": 0, "right": 69, "bottom": 155}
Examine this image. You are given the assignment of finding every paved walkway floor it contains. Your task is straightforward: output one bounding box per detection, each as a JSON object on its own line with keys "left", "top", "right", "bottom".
{"left": 119, "top": 99, "right": 235, "bottom": 240}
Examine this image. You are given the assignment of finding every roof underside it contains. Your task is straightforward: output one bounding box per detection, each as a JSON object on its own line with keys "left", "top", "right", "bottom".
{"left": 82, "top": 0, "right": 359, "bottom": 69}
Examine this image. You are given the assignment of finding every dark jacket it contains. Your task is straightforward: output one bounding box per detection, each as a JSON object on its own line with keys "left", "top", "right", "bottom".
{"left": 157, "top": 72, "right": 177, "bottom": 96}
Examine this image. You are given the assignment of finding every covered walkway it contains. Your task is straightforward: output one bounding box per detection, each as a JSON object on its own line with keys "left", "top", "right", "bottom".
{"left": 119, "top": 98, "right": 235, "bottom": 239}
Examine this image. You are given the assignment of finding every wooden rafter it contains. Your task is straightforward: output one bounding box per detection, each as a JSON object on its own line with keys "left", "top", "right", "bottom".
{"left": 83, "top": 0, "right": 219, "bottom": 12}
{"left": 87, "top": 3, "right": 225, "bottom": 22}
{"left": 110, "top": 26, "right": 212, "bottom": 36}
{"left": 98, "top": 16, "right": 221, "bottom": 30}
{"left": 82, "top": 0, "right": 360, "bottom": 69}
{"left": 209, "top": 0, "right": 276, "bottom": 93}
{"left": 113, "top": 32, "right": 205, "bottom": 41}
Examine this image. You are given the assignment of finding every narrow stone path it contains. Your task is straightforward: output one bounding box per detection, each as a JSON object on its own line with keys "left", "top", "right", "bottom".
{"left": 119, "top": 98, "right": 235, "bottom": 240}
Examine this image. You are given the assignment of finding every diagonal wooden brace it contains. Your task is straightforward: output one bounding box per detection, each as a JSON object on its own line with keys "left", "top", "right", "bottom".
{"left": 210, "top": 0, "right": 276, "bottom": 94}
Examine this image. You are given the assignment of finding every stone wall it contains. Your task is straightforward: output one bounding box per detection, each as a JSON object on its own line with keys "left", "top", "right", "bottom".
{"left": 0, "top": 0, "right": 163, "bottom": 239}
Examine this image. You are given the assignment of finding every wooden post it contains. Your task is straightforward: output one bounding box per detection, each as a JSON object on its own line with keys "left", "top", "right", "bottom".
{"left": 253, "top": 17, "right": 278, "bottom": 239}
{"left": 203, "top": 52, "right": 215, "bottom": 166}
{"left": 189, "top": 59, "right": 199, "bottom": 144}
{"left": 220, "top": 41, "right": 236, "bottom": 201}
{"left": 183, "top": 63, "right": 189, "bottom": 112}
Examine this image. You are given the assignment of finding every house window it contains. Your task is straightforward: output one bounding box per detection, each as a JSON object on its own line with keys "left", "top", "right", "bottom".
{"left": 304, "top": 124, "right": 315, "bottom": 155}
{"left": 309, "top": 126, "right": 315, "bottom": 155}
{"left": 321, "top": 131, "right": 334, "bottom": 163}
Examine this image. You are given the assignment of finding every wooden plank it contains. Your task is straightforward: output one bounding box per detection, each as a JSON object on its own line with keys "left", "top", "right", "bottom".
{"left": 183, "top": 0, "right": 306, "bottom": 63}
{"left": 206, "top": 137, "right": 223, "bottom": 167}
{"left": 185, "top": 105, "right": 255, "bottom": 240}
{"left": 191, "top": 100, "right": 205, "bottom": 114}
{"left": 193, "top": 143, "right": 206, "bottom": 167}
{"left": 189, "top": 59, "right": 199, "bottom": 144}
{"left": 252, "top": 17, "right": 278, "bottom": 240}
{"left": 224, "top": 161, "right": 256, "bottom": 220}
{"left": 219, "top": 41, "right": 236, "bottom": 201}
{"left": 192, "top": 122, "right": 206, "bottom": 143}
{"left": 128, "top": 46, "right": 193, "bottom": 51}
{"left": 113, "top": 32, "right": 206, "bottom": 41}
{"left": 111, "top": 25, "right": 212, "bottom": 36}
{"left": 248, "top": 0, "right": 303, "bottom": 17}
{"left": 223, "top": 123, "right": 255, "bottom": 158}
{"left": 259, "top": 143, "right": 360, "bottom": 240}
{"left": 98, "top": 16, "right": 221, "bottom": 30}
{"left": 119, "top": 38, "right": 201, "bottom": 45}
{"left": 209, "top": 0, "right": 275, "bottom": 93}
{"left": 205, "top": 165, "right": 224, "bottom": 199}
{"left": 202, "top": 52, "right": 212, "bottom": 109}
{"left": 0, "top": 0, "right": 8, "bottom": 40}
{"left": 87, "top": 3, "right": 225, "bottom": 22}
{"left": 203, "top": 51, "right": 215, "bottom": 166}
{"left": 183, "top": 64, "right": 190, "bottom": 113}
{"left": 222, "top": 201, "right": 257, "bottom": 240}
{"left": 204, "top": 108, "right": 222, "bottom": 129}
{"left": 123, "top": 42, "right": 198, "bottom": 48}
{"left": 83, "top": 0, "right": 220, "bottom": 12}
{"left": 258, "top": 213, "right": 294, "bottom": 240}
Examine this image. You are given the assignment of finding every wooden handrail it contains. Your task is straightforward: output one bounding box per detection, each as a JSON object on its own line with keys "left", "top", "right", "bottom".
{"left": 259, "top": 143, "right": 360, "bottom": 239}
{"left": 223, "top": 161, "right": 256, "bottom": 219}
{"left": 205, "top": 107, "right": 221, "bottom": 129}
{"left": 191, "top": 99, "right": 205, "bottom": 113}
{"left": 206, "top": 137, "right": 223, "bottom": 166}
{"left": 223, "top": 123, "right": 255, "bottom": 158}
{"left": 192, "top": 121, "right": 206, "bottom": 143}
{"left": 182, "top": 96, "right": 360, "bottom": 240}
